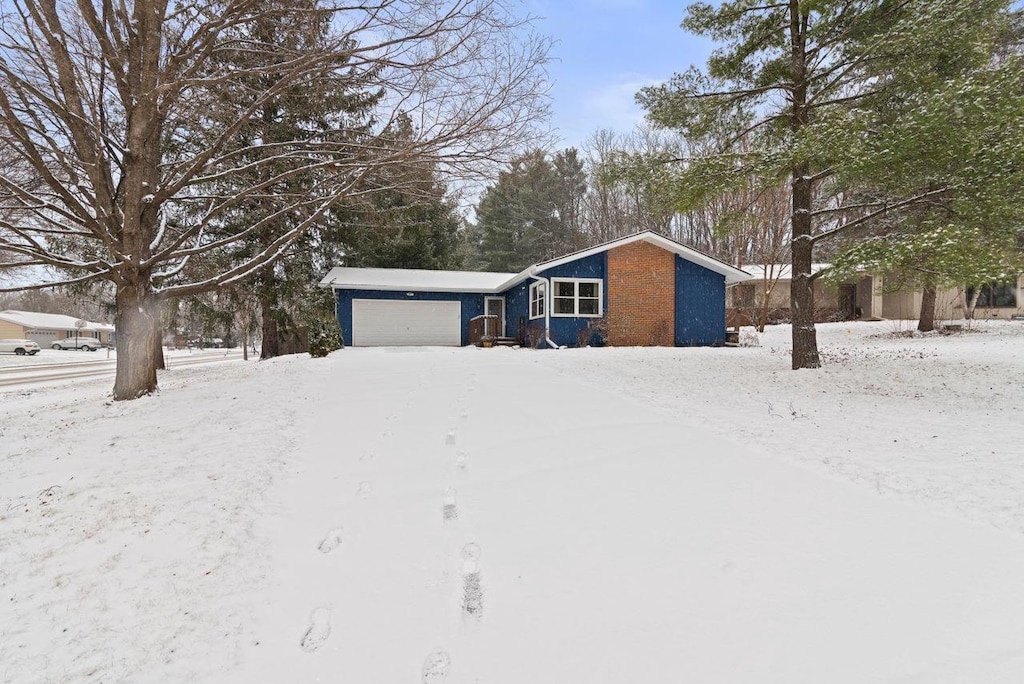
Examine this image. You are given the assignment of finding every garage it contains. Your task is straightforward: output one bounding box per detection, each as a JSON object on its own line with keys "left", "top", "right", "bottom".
{"left": 351, "top": 299, "right": 462, "bottom": 346}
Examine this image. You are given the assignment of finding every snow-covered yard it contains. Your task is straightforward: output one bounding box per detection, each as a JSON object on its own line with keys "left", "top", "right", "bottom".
{"left": 0, "top": 346, "right": 240, "bottom": 369}
{"left": 2, "top": 321, "right": 1024, "bottom": 683}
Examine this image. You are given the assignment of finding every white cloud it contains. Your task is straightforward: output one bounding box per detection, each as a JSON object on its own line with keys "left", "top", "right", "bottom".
{"left": 555, "top": 73, "right": 662, "bottom": 148}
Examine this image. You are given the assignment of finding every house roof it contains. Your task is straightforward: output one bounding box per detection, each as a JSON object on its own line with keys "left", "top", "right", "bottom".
{"left": 319, "top": 231, "right": 753, "bottom": 293}
{"left": 504, "top": 231, "right": 753, "bottom": 287}
{"left": 318, "top": 267, "right": 517, "bottom": 293}
{"left": 0, "top": 309, "right": 115, "bottom": 332}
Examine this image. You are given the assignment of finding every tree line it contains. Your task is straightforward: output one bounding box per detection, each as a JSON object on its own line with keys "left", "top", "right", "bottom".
{"left": 464, "top": 130, "right": 791, "bottom": 275}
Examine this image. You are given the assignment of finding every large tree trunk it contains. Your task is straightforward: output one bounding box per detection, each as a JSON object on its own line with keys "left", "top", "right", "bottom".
{"left": 790, "top": 219, "right": 820, "bottom": 369}
{"left": 113, "top": 278, "right": 161, "bottom": 400}
{"left": 788, "top": 1, "right": 820, "bottom": 370}
{"left": 260, "top": 290, "right": 279, "bottom": 359}
{"left": 153, "top": 325, "right": 165, "bottom": 370}
{"left": 112, "top": 2, "right": 165, "bottom": 399}
{"left": 918, "top": 285, "right": 937, "bottom": 332}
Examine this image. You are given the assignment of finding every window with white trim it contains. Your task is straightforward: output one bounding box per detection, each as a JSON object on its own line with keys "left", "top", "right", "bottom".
{"left": 529, "top": 281, "right": 546, "bottom": 319}
{"left": 551, "top": 278, "right": 602, "bottom": 317}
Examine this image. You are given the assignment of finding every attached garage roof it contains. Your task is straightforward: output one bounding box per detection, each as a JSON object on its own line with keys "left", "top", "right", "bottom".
{"left": 320, "top": 267, "right": 516, "bottom": 293}
{"left": 0, "top": 309, "right": 114, "bottom": 332}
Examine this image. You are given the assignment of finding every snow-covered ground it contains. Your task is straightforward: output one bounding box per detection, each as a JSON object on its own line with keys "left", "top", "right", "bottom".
{"left": 0, "top": 346, "right": 241, "bottom": 369}
{"left": 2, "top": 321, "right": 1023, "bottom": 683}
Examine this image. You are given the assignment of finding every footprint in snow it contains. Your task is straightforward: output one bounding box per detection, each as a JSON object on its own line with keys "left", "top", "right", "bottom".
{"left": 454, "top": 452, "right": 468, "bottom": 470}
{"left": 300, "top": 606, "right": 331, "bottom": 652}
{"left": 318, "top": 528, "right": 343, "bottom": 554}
{"left": 357, "top": 481, "right": 373, "bottom": 498}
{"left": 461, "top": 543, "right": 484, "bottom": 617}
{"left": 359, "top": 451, "right": 375, "bottom": 462}
{"left": 422, "top": 648, "right": 451, "bottom": 683}
{"left": 442, "top": 488, "right": 458, "bottom": 522}
{"left": 444, "top": 430, "right": 457, "bottom": 446}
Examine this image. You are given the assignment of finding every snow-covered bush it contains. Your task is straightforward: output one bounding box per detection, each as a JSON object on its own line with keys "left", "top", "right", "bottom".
{"left": 307, "top": 318, "right": 342, "bottom": 358}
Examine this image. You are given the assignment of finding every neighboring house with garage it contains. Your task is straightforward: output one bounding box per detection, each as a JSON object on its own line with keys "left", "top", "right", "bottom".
{"left": 730, "top": 266, "right": 1024, "bottom": 324}
{"left": 319, "top": 231, "right": 752, "bottom": 348}
{"left": 0, "top": 310, "right": 116, "bottom": 347}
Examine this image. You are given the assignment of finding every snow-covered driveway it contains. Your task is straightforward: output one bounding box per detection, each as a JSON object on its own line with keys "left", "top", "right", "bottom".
{"left": 4, "top": 332, "right": 1024, "bottom": 683}
{"left": 238, "top": 346, "right": 1024, "bottom": 684}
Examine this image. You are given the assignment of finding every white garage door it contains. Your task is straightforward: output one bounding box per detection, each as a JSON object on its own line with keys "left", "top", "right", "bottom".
{"left": 352, "top": 299, "right": 462, "bottom": 346}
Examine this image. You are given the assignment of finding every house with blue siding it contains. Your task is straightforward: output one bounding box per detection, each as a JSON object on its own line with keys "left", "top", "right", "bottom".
{"left": 318, "top": 231, "right": 752, "bottom": 348}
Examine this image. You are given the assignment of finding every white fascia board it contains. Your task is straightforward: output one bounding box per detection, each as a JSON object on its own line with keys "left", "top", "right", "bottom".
{"left": 325, "top": 282, "right": 505, "bottom": 294}
{"left": 317, "top": 232, "right": 755, "bottom": 293}
{"left": 496, "top": 232, "right": 754, "bottom": 288}
{"left": 318, "top": 267, "right": 515, "bottom": 293}
{"left": 639, "top": 234, "right": 754, "bottom": 283}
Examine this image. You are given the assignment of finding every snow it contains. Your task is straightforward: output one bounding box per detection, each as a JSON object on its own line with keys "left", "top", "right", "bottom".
{"left": 2, "top": 321, "right": 1024, "bottom": 683}
{"left": 320, "top": 233, "right": 754, "bottom": 295}
{"left": 320, "top": 266, "right": 516, "bottom": 293}
{"left": 0, "top": 347, "right": 234, "bottom": 369}
{"left": 739, "top": 262, "right": 833, "bottom": 280}
{"left": 0, "top": 309, "right": 114, "bottom": 333}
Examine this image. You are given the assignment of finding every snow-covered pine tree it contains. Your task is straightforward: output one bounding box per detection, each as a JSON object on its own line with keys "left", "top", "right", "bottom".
{"left": 636, "top": 0, "right": 1020, "bottom": 368}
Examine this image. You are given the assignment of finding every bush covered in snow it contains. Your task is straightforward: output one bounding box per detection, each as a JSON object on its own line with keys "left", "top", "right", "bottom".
{"left": 307, "top": 318, "right": 342, "bottom": 357}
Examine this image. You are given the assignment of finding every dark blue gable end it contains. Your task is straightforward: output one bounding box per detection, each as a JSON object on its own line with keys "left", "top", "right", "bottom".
{"left": 334, "top": 289, "right": 486, "bottom": 346}
{"left": 675, "top": 255, "right": 726, "bottom": 346}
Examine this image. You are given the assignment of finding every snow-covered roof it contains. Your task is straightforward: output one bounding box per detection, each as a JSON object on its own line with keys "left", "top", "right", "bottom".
{"left": 318, "top": 267, "right": 517, "bottom": 293}
{"left": 320, "top": 232, "right": 753, "bottom": 293}
{"left": 506, "top": 231, "right": 753, "bottom": 286}
{"left": 0, "top": 309, "right": 115, "bottom": 332}
{"left": 740, "top": 263, "right": 832, "bottom": 281}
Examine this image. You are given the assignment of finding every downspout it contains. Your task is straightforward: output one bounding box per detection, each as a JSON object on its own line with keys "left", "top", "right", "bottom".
{"left": 529, "top": 273, "right": 558, "bottom": 349}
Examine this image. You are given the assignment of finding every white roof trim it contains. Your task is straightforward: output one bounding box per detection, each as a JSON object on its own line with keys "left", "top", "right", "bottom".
{"left": 319, "top": 266, "right": 516, "bottom": 293}
{"left": 495, "top": 231, "right": 753, "bottom": 289}
{"left": 319, "top": 232, "right": 753, "bottom": 294}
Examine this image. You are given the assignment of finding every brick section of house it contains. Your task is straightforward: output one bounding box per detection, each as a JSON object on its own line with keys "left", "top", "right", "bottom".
{"left": 606, "top": 241, "right": 675, "bottom": 346}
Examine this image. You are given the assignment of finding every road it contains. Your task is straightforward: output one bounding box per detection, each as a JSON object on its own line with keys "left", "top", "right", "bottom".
{"left": 0, "top": 349, "right": 244, "bottom": 388}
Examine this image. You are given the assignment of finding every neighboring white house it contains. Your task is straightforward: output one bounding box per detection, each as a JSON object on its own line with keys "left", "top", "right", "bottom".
{"left": 0, "top": 310, "right": 116, "bottom": 346}
{"left": 729, "top": 266, "right": 1024, "bottom": 323}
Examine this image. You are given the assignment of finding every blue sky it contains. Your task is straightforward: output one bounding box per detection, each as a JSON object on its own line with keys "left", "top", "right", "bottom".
{"left": 528, "top": 0, "right": 715, "bottom": 148}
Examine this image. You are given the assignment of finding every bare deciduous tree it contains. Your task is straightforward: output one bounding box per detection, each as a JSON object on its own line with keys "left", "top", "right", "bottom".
{"left": 0, "top": 0, "right": 550, "bottom": 399}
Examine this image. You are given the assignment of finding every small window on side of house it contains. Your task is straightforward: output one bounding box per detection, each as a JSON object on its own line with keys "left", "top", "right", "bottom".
{"left": 529, "top": 281, "right": 546, "bottom": 319}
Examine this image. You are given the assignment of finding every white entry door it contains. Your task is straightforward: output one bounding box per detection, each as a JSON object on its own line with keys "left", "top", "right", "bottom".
{"left": 351, "top": 299, "right": 461, "bottom": 346}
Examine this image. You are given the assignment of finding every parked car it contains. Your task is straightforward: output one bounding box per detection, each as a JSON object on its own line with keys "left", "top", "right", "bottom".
{"left": 51, "top": 337, "right": 101, "bottom": 351}
{"left": 0, "top": 338, "right": 41, "bottom": 355}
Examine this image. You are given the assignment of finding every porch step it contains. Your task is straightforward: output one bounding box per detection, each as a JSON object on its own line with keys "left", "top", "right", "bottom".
{"left": 479, "top": 337, "right": 518, "bottom": 347}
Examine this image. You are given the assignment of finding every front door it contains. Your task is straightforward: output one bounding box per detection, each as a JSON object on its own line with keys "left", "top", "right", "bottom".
{"left": 838, "top": 284, "right": 857, "bottom": 320}
{"left": 484, "top": 297, "right": 505, "bottom": 337}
